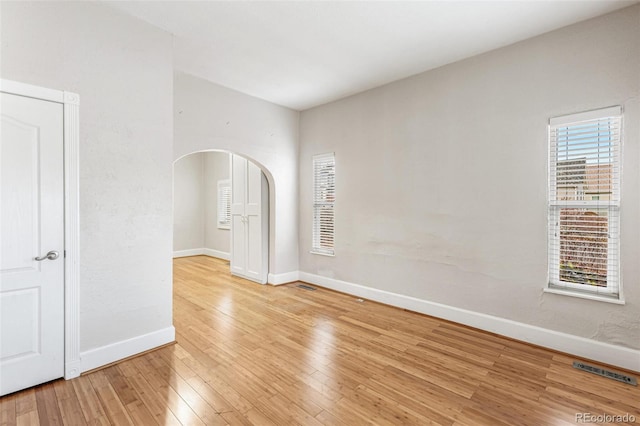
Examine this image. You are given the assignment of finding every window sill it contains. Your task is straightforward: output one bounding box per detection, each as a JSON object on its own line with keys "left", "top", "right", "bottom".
{"left": 310, "top": 250, "right": 335, "bottom": 257}
{"left": 543, "top": 287, "right": 625, "bottom": 305}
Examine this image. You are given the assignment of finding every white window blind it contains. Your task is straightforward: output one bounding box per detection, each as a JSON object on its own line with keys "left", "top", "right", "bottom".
{"left": 548, "top": 106, "right": 621, "bottom": 296}
{"left": 312, "top": 153, "right": 335, "bottom": 255}
{"left": 217, "top": 179, "right": 231, "bottom": 230}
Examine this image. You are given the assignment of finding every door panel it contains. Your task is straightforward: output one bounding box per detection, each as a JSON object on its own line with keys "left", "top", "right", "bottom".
{"left": 1, "top": 115, "right": 39, "bottom": 273}
{"left": 0, "top": 288, "right": 40, "bottom": 360}
{"left": 246, "top": 214, "right": 261, "bottom": 279}
{"left": 1, "top": 92, "right": 64, "bottom": 396}
{"left": 230, "top": 211, "right": 247, "bottom": 275}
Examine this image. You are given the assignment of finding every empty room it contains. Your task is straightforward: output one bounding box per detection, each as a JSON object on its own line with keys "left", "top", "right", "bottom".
{"left": 1, "top": 1, "right": 639, "bottom": 425}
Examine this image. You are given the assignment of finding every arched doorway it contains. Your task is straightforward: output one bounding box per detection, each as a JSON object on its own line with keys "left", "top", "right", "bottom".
{"left": 172, "top": 149, "right": 274, "bottom": 284}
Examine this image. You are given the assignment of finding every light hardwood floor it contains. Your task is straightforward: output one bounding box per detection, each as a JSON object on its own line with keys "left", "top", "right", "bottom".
{"left": 1, "top": 255, "right": 639, "bottom": 425}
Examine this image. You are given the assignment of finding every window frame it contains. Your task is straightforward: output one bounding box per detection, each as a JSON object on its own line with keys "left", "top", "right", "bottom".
{"left": 546, "top": 106, "right": 623, "bottom": 302}
{"left": 217, "top": 179, "right": 231, "bottom": 230}
{"left": 311, "top": 153, "right": 335, "bottom": 256}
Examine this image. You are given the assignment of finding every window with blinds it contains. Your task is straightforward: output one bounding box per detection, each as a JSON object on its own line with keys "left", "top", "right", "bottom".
{"left": 217, "top": 179, "right": 231, "bottom": 230}
{"left": 548, "top": 106, "right": 621, "bottom": 297}
{"left": 312, "top": 153, "right": 335, "bottom": 255}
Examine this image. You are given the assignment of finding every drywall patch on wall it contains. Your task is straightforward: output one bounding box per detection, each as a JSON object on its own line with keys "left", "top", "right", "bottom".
{"left": 591, "top": 315, "right": 640, "bottom": 350}
{"left": 299, "top": 5, "right": 640, "bottom": 351}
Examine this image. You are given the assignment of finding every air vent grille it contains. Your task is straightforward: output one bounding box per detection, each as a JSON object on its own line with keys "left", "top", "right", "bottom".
{"left": 573, "top": 361, "right": 637, "bottom": 386}
{"left": 296, "top": 284, "right": 317, "bottom": 291}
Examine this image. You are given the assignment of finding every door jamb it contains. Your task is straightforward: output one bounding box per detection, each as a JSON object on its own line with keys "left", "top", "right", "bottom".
{"left": 0, "top": 79, "right": 81, "bottom": 379}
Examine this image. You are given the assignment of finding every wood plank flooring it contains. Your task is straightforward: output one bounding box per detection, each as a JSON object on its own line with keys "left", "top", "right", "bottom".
{"left": 1, "top": 255, "right": 638, "bottom": 425}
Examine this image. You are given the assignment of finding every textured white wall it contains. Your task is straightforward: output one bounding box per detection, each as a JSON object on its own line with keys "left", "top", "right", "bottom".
{"left": 300, "top": 6, "right": 640, "bottom": 350}
{"left": 173, "top": 153, "right": 205, "bottom": 252}
{"left": 1, "top": 2, "right": 174, "bottom": 352}
{"left": 172, "top": 151, "right": 231, "bottom": 256}
{"left": 174, "top": 72, "right": 300, "bottom": 275}
{"left": 204, "top": 151, "right": 231, "bottom": 254}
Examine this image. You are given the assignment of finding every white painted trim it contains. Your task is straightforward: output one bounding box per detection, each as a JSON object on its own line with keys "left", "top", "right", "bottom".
{"left": 63, "top": 90, "right": 81, "bottom": 379}
{"left": 173, "top": 248, "right": 206, "bottom": 258}
{"left": 268, "top": 271, "right": 299, "bottom": 286}
{"left": 544, "top": 287, "right": 625, "bottom": 305}
{"left": 1, "top": 80, "right": 82, "bottom": 380}
{"left": 550, "top": 105, "right": 621, "bottom": 126}
{"left": 203, "top": 248, "right": 230, "bottom": 261}
{"left": 216, "top": 179, "right": 231, "bottom": 230}
{"left": 298, "top": 272, "right": 640, "bottom": 372}
{"left": 310, "top": 250, "right": 335, "bottom": 257}
{"left": 80, "top": 327, "right": 175, "bottom": 373}
{"left": 0, "top": 79, "right": 64, "bottom": 103}
{"left": 172, "top": 248, "right": 230, "bottom": 261}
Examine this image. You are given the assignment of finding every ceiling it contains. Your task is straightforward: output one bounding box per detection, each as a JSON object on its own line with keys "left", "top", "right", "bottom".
{"left": 107, "top": 1, "right": 637, "bottom": 111}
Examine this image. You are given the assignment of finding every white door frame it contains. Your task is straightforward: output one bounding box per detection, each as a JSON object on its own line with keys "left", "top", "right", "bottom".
{"left": 0, "top": 79, "right": 81, "bottom": 379}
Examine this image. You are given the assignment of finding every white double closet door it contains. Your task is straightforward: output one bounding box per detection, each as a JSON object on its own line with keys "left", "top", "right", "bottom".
{"left": 230, "top": 155, "right": 268, "bottom": 284}
{"left": 1, "top": 91, "right": 65, "bottom": 395}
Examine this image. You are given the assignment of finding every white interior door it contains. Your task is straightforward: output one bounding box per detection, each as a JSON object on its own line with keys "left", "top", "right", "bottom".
{"left": 0, "top": 92, "right": 65, "bottom": 396}
{"left": 230, "top": 155, "right": 268, "bottom": 284}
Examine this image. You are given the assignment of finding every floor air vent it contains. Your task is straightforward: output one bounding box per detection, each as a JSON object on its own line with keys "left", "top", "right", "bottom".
{"left": 297, "top": 284, "right": 317, "bottom": 291}
{"left": 573, "top": 361, "right": 637, "bottom": 386}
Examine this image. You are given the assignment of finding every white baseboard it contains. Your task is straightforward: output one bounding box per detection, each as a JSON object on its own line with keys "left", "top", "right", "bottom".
{"left": 173, "top": 248, "right": 205, "bottom": 258}
{"left": 80, "top": 326, "right": 175, "bottom": 373}
{"left": 173, "top": 248, "right": 230, "bottom": 261}
{"left": 65, "top": 360, "right": 81, "bottom": 379}
{"left": 268, "top": 271, "right": 300, "bottom": 285}
{"left": 203, "top": 248, "right": 230, "bottom": 261}
{"left": 298, "top": 272, "right": 640, "bottom": 373}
